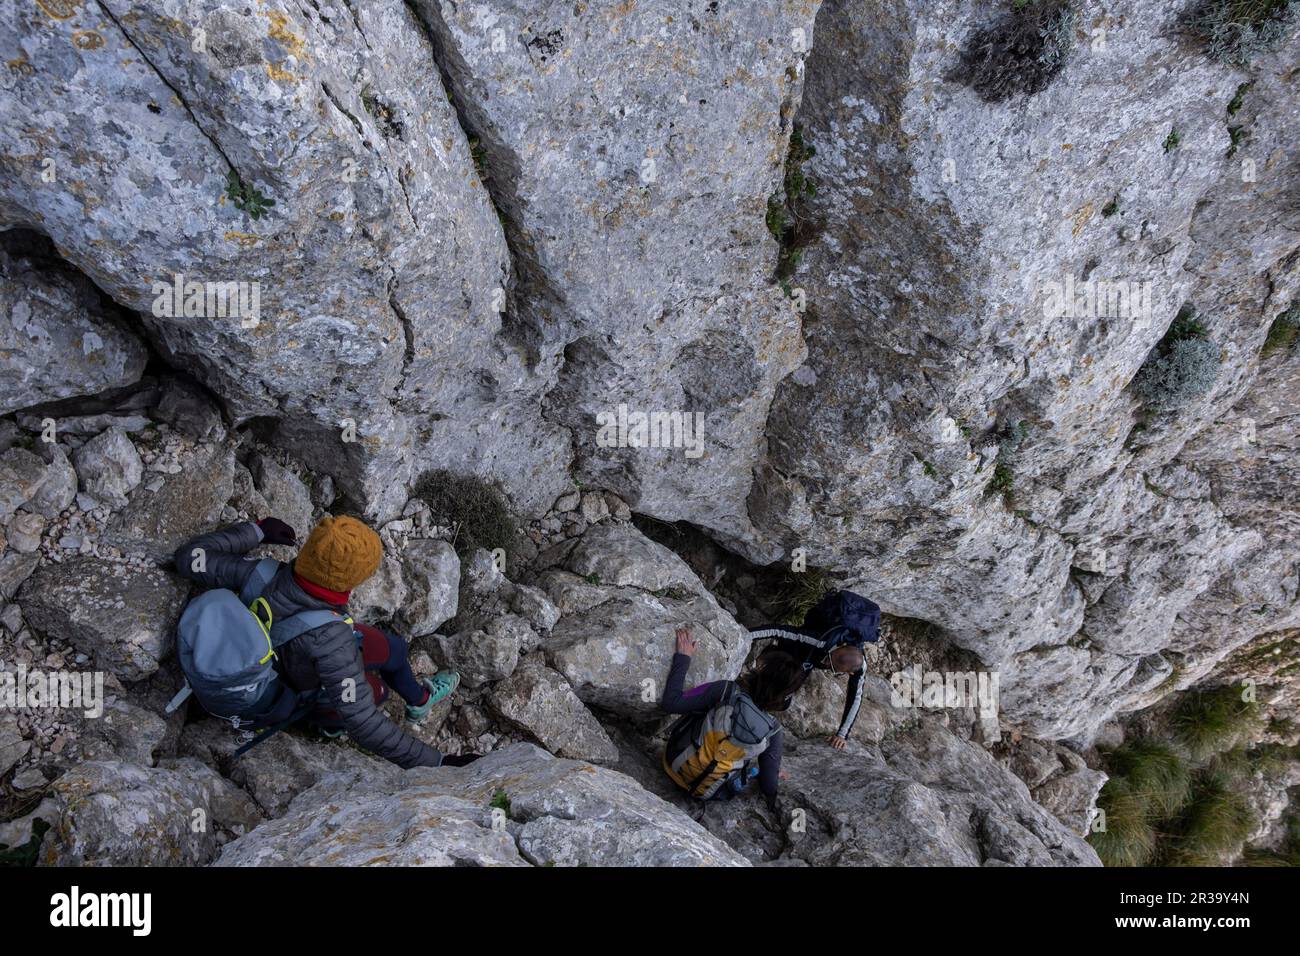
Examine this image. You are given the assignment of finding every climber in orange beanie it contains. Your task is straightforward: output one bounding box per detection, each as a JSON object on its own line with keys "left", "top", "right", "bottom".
{"left": 174, "top": 514, "right": 478, "bottom": 768}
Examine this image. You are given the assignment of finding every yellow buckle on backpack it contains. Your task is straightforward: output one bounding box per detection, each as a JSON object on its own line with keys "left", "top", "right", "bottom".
{"left": 249, "top": 597, "right": 275, "bottom": 664}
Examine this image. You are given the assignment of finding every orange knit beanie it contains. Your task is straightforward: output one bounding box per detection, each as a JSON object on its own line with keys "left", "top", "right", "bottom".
{"left": 294, "top": 515, "right": 383, "bottom": 593}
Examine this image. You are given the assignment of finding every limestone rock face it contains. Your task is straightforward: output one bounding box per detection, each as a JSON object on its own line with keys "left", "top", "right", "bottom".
{"left": 415, "top": 0, "right": 813, "bottom": 549}
{"left": 0, "top": 0, "right": 568, "bottom": 520}
{"left": 216, "top": 743, "right": 747, "bottom": 866}
{"left": 743, "top": 0, "right": 1300, "bottom": 739}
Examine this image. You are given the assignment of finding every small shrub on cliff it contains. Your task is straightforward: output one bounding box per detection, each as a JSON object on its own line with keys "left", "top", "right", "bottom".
{"left": 414, "top": 469, "right": 517, "bottom": 558}
{"left": 954, "top": 1, "right": 1079, "bottom": 102}
{"left": 1105, "top": 740, "right": 1193, "bottom": 818}
{"left": 1171, "top": 685, "right": 1261, "bottom": 761}
{"left": 1091, "top": 683, "right": 1269, "bottom": 866}
{"left": 1133, "top": 307, "right": 1220, "bottom": 412}
{"left": 771, "top": 566, "right": 832, "bottom": 626}
{"left": 767, "top": 126, "right": 818, "bottom": 284}
{"left": 224, "top": 170, "right": 275, "bottom": 220}
{"left": 1184, "top": 0, "right": 1298, "bottom": 67}
{"left": 1261, "top": 302, "right": 1299, "bottom": 356}
{"left": 1164, "top": 774, "right": 1256, "bottom": 864}
{"left": 1090, "top": 777, "right": 1158, "bottom": 867}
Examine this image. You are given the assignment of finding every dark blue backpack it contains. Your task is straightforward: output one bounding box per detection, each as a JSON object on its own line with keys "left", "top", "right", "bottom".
{"left": 803, "top": 590, "right": 881, "bottom": 649}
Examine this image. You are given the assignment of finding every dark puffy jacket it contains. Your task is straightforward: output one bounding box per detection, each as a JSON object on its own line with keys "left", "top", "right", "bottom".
{"left": 173, "top": 522, "right": 441, "bottom": 769}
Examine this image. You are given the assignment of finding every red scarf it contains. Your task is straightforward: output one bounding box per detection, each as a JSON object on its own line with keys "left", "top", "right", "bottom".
{"left": 293, "top": 572, "right": 350, "bottom": 607}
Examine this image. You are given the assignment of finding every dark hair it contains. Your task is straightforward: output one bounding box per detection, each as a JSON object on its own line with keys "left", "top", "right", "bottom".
{"left": 738, "top": 651, "right": 806, "bottom": 712}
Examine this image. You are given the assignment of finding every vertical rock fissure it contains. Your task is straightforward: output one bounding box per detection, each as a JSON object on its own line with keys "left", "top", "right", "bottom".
{"left": 94, "top": 0, "right": 242, "bottom": 183}
{"left": 401, "top": 0, "right": 565, "bottom": 361}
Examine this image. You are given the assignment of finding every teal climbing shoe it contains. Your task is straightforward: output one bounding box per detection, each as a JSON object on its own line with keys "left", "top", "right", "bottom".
{"left": 406, "top": 672, "right": 459, "bottom": 723}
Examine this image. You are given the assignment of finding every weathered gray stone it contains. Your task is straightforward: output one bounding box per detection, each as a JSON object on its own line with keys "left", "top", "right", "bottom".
{"left": 0, "top": 551, "right": 39, "bottom": 601}
{"left": 432, "top": 619, "right": 521, "bottom": 688}
{"left": 71, "top": 428, "right": 142, "bottom": 510}
{"left": 395, "top": 538, "right": 460, "bottom": 636}
{"left": 0, "top": 446, "right": 48, "bottom": 518}
{"left": 76, "top": 697, "right": 170, "bottom": 767}
{"left": 415, "top": 0, "right": 813, "bottom": 549}
{"left": 6, "top": 511, "right": 43, "bottom": 553}
{"left": 350, "top": 553, "right": 409, "bottom": 626}
{"left": 154, "top": 377, "right": 226, "bottom": 442}
{"left": 26, "top": 444, "right": 77, "bottom": 519}
{"left": 41, "top": 758, "right": 262, "bottom": 866}
{"left": 0, "top": 240, "right": 147, "bottom": 414}
{"left": 503, "top": 583, "right": 560, "bottom": 635}
{"left": 488, "top": 657, "right": 618, "bottom": 764}
{"left": 179, "top": 719, "right": 391, "bottom": 818}
{"left": 0, "top": 0, "right": 569, "bottom": 521}
{"left": 1033, "top": 767, "right": 1108, "bottom": 837}
{"left": 249, "top": 453, "right": 314, "bottom": 535}
{"left": 0, "top": 711, "right": 29, "bottom": 776}
{"left": 541, "top": 524, "right": 751, "bottom": 719}
{"left": 18, "top": 558, "right": 191, "bottom": 682}
{"left": 216, "top": 743, "right": 746, "bottom": 866}
{"left": 104, "top": 442, "right": 236, "bottom": 561}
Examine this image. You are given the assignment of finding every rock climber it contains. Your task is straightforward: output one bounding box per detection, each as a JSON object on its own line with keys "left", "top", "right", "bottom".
{"left": 173, "top": 515, "right": 478, "bottom": 768}
{"left": 660, "top": 626, "right": 803, "bottom": 810}
{"left": 748, "top": 589, "right": 881, "bottom": 751}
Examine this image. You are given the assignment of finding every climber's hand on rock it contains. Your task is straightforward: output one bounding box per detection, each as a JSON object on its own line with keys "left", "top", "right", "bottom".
{"left": 675, "top": 626, "right": 697, "bottom": 656}
{"left": 257, "top": 516, "right": 297, "bottom": 546}
{"left": 828, "top": 734, "right": 847, "bottom": 751}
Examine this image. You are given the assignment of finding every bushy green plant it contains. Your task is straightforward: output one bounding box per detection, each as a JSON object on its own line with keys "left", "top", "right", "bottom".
{"left": 1134, "top": 317, "right": 1220, "bottom": 412}
{"left": 1184, "top": 0, "right": 1297, "bottom": 67}
{"left": 1165, "top": 775, "right": 1256, "bottom": 863}
{"left": 414, "top": 469, "right": 517, "bottom": 558}
{"left": 767, "top": 126, "right": 818, "bottom": 282}
{"left": 1105, "top": 740, "right": 1193, "bottom": 819}
{"left": 1171, "top": 685, "right": 1260, "bottom": 762}
{"left": 771, "top": 566, "right": 831, "bottom": 627}
{"left": 1090, "top": 777, "right": 1158, "bottom": 867}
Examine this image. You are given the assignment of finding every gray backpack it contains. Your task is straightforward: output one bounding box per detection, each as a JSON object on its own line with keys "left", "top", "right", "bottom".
{"left": 166, "top": 558, "right": 349, "bottom": 732}
{"left": 663, "top": 684, "right": 781, "bottom": 799}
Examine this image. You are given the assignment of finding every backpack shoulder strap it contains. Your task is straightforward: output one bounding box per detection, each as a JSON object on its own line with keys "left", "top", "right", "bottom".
{"left": 269, "top": 609, "right": 353, "bottom": 648}
{"left": 238, "top": 558, "right": 281, "bottom": 605}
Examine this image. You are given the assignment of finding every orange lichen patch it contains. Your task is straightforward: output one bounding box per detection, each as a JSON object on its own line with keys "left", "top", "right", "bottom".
{"left": 7, "top": 54, "right": 34, "bottom": 75}
{"left": 223, "top": 231, "right": 262, "bottom": 247}
{"left": 266, "top": 62, "right": 296, "bottom": 83}
{"left": 35, "top": 0, "right": 81, "bottom": 20}
{"left": 71, "top": 30, "right": 104, "bottom": 50}
{"left": 1072, "top": 202, "right": 1095, "bottom": 238}
{"left": 266, "top": 10, "right": 308, "bottom": 60}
